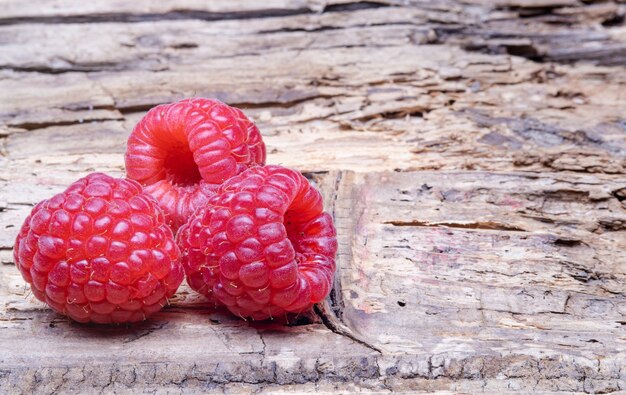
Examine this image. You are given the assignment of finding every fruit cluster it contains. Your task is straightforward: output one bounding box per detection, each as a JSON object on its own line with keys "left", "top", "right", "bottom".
{"left": 14, "top": 98, "right": 337, "bottom": 323}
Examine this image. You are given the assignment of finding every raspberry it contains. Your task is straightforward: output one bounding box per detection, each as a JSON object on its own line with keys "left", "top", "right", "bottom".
{"left": 177, "top": 165, "right": 337, "bottom": 320}
{"left": 125, "top": 98, "right": 266, "bottom": 230}
{"left": 13, "top": 173, "right": 184, "bottom": 324}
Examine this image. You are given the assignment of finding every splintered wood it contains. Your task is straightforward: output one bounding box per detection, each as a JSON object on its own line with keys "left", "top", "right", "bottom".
{"left": 0, "top": 0, "right": 624, "bottom": 393}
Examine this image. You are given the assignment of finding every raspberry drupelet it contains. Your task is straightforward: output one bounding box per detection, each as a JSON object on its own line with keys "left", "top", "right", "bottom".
{"left": 177, "top": 165, "right": 337, "bottom": 320}
{"left": 125, "top": 98, "right": 266, "bottom": 230}
{"left": 13, "top": 173, "right": 184, "bottom": 324}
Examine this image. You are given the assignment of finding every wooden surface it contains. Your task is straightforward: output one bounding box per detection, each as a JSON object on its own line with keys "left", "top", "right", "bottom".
{"left": 1, "top": 0, "right": 625, "bottom": 393}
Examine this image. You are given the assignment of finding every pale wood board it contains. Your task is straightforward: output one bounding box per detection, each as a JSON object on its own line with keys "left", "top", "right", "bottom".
{"left": 0, "top": 0, "right": 625, "bottom": 393}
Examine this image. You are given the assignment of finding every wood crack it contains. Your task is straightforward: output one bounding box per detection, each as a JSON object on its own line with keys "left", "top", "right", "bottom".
{"left": 116, "top": 94, "right": 342, "bottom": 115}
{"left": 384, "top": 220, "right": 527, "bottom": 232}
{"left": 7, "top": 118, "right": 123, "bottom": 131}
{"left": 0, "top": 1, "right": 391, "bottom": 26}
{"left": 0, "top": 8, "right": 312, "bottom": 26}
{"left": 313, "top": 303, "right": 382, "bottom": 354}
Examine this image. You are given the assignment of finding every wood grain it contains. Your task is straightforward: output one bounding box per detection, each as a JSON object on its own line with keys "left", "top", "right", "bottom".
{"left": 0, "top": 0, "right": 624, "bottom": 393}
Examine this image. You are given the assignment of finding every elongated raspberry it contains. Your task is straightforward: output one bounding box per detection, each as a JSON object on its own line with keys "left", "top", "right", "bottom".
{"left": 125, "top": 98, "right": 266, "bottom": 230}
{"left": 13, "top": 173, "right": 184, "bottom": 324}
{"left": 177, "top": 165, "right": 337, "bottom": 320}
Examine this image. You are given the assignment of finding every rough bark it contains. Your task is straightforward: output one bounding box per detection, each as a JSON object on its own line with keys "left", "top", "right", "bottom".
{"left": 0, "top": 0, "right": 624, "bottom": 393}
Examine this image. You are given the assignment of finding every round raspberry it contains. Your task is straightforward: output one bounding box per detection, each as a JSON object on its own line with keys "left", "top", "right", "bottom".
{"left": 13, "top": 173, "right": 184, "bottom": 324}
{"left": 125, "top": 98, "right": 266, "bottom": 230}
{"left": 177, "top": 165, "right": 337, "bottom": 320}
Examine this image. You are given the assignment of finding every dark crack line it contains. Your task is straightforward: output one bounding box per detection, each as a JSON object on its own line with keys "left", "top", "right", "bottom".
{"left": 0, "top": 2, "right": 391, "bottom": 26}
{"left": 8, "top": 118, "right": 123, "bottom": 131}
{"left": 384, "top": 220, "right": 527, "bottom": 232}
{"left": 314, "top": 304, "right": 382, "bottom": 354}
{"left": 0, "top": 8, "right": 312, "bottom": 26}
{"left": 116, "top": 94, "right": 341, "bottom": 115}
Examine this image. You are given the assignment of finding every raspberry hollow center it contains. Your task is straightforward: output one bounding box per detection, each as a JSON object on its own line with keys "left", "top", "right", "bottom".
{"left": 285, "top": 214, "right": 307, "bottom": 256}
{"left": 163, "top": 143, "right": 202, "bottom": 187}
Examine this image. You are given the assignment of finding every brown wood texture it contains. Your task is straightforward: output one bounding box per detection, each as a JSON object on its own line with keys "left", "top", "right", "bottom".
{"left": 1, "top": 0, "right": 625, "bottom": 393}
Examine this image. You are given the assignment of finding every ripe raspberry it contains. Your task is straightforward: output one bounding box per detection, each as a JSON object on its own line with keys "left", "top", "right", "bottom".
{"left": 177, "top": 165, "right": 337, "bottom": 320}
{"left": 13, "top": 173, "right": 184, "bottom": 324}
{"left": 125, "top": 98, "right": 266, "bottom": 230}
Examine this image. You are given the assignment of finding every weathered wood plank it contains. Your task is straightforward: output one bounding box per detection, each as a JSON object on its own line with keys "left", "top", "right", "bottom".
{"left": 1, "top": 0, "right": 623, "bottom": 65}
{"left": 322, "top": 169, "right": 625, "bottom": 393}
{"left": 329, "top": 170, "right": 625, "bottom": 346}
{"left": 1, "top": 0, "right": 625, "bottom": 393}
{"left": 1, "top": 45, "right": 625, "bottom": 176}
{"left": 2, "top": 170, "right": 625, "bottom": 393}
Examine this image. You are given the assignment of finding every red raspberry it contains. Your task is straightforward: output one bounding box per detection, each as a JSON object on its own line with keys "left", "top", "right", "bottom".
{"left": 125, "top": 98, "right": 266, "bottom": 230}
{"left": 13, "top": 173, "right": 184, "bottom": 324}
{"left": 177, "top": 165, "right": 337, "bottom": 320}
